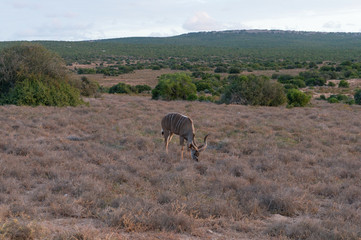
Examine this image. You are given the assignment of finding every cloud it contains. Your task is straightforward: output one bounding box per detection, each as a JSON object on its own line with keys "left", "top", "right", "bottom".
{"left": 183, "top": 12, "right": 224, "bottom": 31}
{"left": 46, "top": 11, "right": 78, "bottom": 19}
{"left": 323, "top": 21, "right": 342, "bottom": 30}
{"left": 11, "top": 0, "right": 40, "bottom": 9}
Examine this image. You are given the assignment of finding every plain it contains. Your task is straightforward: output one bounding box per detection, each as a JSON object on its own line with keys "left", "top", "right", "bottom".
{"left": 0, "top": 93, "right": 360, "bottom": 239}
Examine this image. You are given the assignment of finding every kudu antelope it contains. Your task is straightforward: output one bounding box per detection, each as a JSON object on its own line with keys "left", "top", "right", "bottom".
{"left": 161, "top": 112, "right": 209, "bottom": 161}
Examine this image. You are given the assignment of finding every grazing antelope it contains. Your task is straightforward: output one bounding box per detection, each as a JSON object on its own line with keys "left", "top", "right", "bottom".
{"left": 161, "top": 112, "right": 209, "bottom": 161}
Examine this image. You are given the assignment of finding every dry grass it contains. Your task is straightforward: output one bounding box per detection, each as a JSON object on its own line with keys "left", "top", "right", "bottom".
{"left": 0, "top": 94, "right": 360, "bottom": 239}
{"left": 72, "top": 69, "right": 191, "bottom": 88}
{"left": 69, "top": 67, "right": 306, "bottom": 88}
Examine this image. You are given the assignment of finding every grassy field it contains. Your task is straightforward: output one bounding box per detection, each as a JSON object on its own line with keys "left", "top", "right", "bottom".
{"left": 0, "top": 92, "right": 360, "bottom": 239}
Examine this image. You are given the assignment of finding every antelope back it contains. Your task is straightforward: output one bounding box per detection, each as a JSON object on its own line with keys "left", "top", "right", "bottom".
{"left": 161, "top": 113, "right": 194, "bottom": 136}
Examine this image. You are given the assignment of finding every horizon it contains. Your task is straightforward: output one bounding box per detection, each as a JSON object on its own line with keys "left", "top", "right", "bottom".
{"left": 2, "top": 0, "right": 361, "bottom": 41}
{"left": 2, "top": 29, "right": 361, "bottom": 43}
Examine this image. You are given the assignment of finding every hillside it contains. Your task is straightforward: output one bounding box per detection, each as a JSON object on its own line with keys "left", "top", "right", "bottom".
{"left": 2, "top": 30, "right": 361, "bottom": 62}
{"left": 103, "top": 30, "right": 361, "bottom": 49}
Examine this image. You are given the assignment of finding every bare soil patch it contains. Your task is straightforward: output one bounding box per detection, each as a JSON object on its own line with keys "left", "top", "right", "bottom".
{"left": 72, "top": 67, "right": 305, "bottom": 89}
{"left": 73, "top": 69, "right": 190, "bottom": 88}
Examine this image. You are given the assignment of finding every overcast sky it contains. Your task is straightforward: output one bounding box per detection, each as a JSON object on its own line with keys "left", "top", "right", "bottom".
{"left": 2, "top": 0, "right": 361, "bottom": 41}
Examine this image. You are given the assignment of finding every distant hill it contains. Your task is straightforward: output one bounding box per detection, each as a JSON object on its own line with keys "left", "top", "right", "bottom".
{"left": 2, "top": 30, "right": 361, "bottom": 62}
{"left": 101, "top": 30, "right": 361, "bottom": 48}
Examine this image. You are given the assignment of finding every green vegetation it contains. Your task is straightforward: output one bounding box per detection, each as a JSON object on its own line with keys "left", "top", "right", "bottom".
{"left": 338, "top": 80, "right": 349, "bottom": 88}
{"left": 221, "top": 75, "right": 286, "bottom": 106}
{"left": 152, "top": 73, "right": 197, "bottom": 101}
{"left": 0, "top": 44, "right": 83, "bottom": 106}
{"left": 286, "top": 89, "right": 311, "bottom": 107}
{"left": 354, "top": 89, "right": 361, "bottom": 105}
{"left": 4, "top": 30, "right": 361, "bottom": 69}
{"left": 109, "top": 82, "right": 151, "bottom": 94}
{"left": 2, "top": 31, "right": 361, "bottom": 108}
{"left": 318, "top": 94, "right": 355, "bottom": 105}
{"left": 192, "top": 72, "right": 226, "bottom": 96}
{"left": 71, "top": 76, "right": 101, "bottom": 97}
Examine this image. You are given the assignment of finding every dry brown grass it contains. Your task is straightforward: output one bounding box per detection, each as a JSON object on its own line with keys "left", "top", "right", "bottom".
{"left": 72, "top": 69, "right": 191, "bottom": 88}
{"left": 69, "top": 67, "right": 306, "bottom": 88}
{"left": 0, "top": 94, "right": 360, "bottom": 239}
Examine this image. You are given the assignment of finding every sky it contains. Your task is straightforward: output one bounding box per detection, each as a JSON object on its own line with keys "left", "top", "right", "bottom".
{"left": 2, "top": 0, "right": 361, "bottom": 41}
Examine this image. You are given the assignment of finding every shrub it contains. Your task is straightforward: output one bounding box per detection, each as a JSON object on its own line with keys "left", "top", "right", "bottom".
{"left": 0, "top": 44, "right": 83, "bottom": 106}
{"left": 77, "top": 68, "right": 96, "bottom": 74}
{"left": 135, "top": 84, "right": 152, "bottom": 93}
{"left": 109, "top": 82, "right": 134, "bottom": 94}
{"left": 327, "top": 94, "right": 354, "bottom": 105}
{"left": 327, "top": 81, "right": 336, "bottom": 87}
{"left": 318, "top": 95, "right": 326, "bottom": 100}
{"left": 108, "top": 83, "right": 152, "bottom": 94}
{"left": 287, "top": 89, "right": 311, "bottom": 107}
{"left": 299, "top": 71, "right": 326, "bottom": 86}
{"left": 338, "top": 80, "right": 350, "bottom": 88}
{"left": 0, "top": 219, "right": 38, "bottom": 240}
{"left": 152, "top": 73, "right": 197, "bottom": 101}
{"left": 0, "top": 74, "right": 83, "bottom": 107}
{"left": 214, "top": 66, "right": 228, "bottom": 73}
{"left": 71, "top": 76, "right": 100, "bottom": 97}
{"left": 354, "top": 89, "right": 361, "bottom": 105}
{"left": 221, "top": 75, "right": 286, "bottom": 106}
{"left": 198, "top": 95, "right": 216, "bottom": 102}
{"left": 229, "top": 67, "right": 241, "bottom": 74}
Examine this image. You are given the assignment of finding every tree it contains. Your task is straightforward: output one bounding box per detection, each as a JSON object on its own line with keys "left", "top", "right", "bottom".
{"left": 221, "top": 75, "right": 286, "bottom": 106}
{"left": 152, "top": 73, "right": 197, "bottom": 101}
{"left": 0, "top": 44, "right": 82, "bottom": 106}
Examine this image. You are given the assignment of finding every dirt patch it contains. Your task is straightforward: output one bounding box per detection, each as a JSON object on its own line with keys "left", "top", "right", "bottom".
{"left": 72, "top": 69, "right": 190, "bottom": 88}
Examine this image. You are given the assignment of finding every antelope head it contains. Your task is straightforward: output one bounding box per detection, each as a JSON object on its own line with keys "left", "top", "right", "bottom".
{"left": 189, "top": 134, "right": 209, "bottom": 161}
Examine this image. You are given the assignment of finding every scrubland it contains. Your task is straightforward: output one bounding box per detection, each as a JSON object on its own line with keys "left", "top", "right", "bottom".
{"left": 0, "top": 94, "right": 360, "bottom": 239}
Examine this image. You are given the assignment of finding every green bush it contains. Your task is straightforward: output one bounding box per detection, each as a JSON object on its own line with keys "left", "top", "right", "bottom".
{"left": 317, "top": 94, "right": 355, "bottom": 105}
{"left": 198, "top": 95, "right": 216, "bottom": 102}
{"left": 109, "top": 82, "right": 134, "bottom": 94}
{"left": 77, "top": 68, "right": 96, "bottom": 74}
{"left": 354, "top": 89, "right": 361, "bottom": 105}
{"left": 214, "top": 66, "right": 228, "bottom": 73}
{"left": 193, "top": 74, "right": 225, "bottom": 96}
{"left": 152, "top": 73, "right": 197, "bottom": 101}
{"left": 327, "top": 97, "right": 339, "bottom": 103}
{"left": 327, "top": 81, "right": 336, "bottom": 87}
{"left": 0, "top": 44, "right": 83, "bottom": 106}
{"left": 221, "top": 75, "right": 286, "bottom": 106}
{"left": 229, "top": 67, "right": 241, "bottom": 74}
{"left": 286, "top": 89, "right": 311, "bottom": 107}
{"left": 1, "top": 74, "right": 82, "bottom": 106}
{"left": 338, "top": 80, "right": 349, "bottom": 88}
{"left": 108, "top": 82, "right": 152, "bottom": 94}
